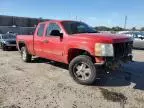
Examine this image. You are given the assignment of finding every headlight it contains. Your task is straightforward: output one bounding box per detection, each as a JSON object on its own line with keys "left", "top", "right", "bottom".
{"left": 95, "top": 43, "right": 114, "bottom": 56}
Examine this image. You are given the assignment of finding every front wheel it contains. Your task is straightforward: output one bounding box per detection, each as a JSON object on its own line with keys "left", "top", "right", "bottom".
{"left": 69, "top": 55, "right": 97, "bottom": 85}
{"left": 21, "top": 47, "right": 32, "bottom": 62}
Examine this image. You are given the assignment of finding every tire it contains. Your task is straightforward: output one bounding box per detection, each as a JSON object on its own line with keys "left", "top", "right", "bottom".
{"left": 2, "top": 44, "right": 7, "bottom": 51}
{"left": 69, "top": 55, "right": 97, "bottom": 85}
{"left": 21, "top": 46, "right": 32, "bottom": 62}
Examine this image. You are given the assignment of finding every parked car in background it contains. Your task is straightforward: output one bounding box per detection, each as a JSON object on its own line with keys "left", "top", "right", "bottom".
{"left": 0, "top": 33, "right": 16, "bottom": 51}
{"left": 118, "top": 31, "right": 144, "bottom": 49}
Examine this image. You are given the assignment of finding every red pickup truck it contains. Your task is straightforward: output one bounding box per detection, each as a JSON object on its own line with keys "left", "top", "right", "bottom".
{"left": 16, "top": 20, "right": 133, "bottom": 85}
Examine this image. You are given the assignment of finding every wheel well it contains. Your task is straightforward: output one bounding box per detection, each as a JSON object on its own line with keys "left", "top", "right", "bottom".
{"left": 18, "top": 42, "right": 25, "bottom": 51}
{"left": 68, "top": 48, "right": 95, "bottom": 63}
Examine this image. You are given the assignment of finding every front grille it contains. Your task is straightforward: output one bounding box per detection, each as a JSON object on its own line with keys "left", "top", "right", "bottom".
{"left": 9, "top": 41, "right": 16, "bottom": 44}
{"left": 113, "top": 42, "right": 132, "bottom": 58}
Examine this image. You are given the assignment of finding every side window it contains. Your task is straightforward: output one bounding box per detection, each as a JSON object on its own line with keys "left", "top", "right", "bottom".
{"left": 37, "top": 24, "right": 45, "bottom": 36}
{"left": 46, "top": 23, "right": 61, "bottom": 36}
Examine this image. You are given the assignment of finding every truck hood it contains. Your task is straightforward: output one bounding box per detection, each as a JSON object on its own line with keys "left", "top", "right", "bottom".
{"left": 71, "top": 33, "right": 132, "bottom": 43}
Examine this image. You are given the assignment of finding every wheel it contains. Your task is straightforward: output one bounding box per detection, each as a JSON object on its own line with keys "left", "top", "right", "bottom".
{"left": 2, "top": 44, "right": 7, "bottom": 51}
{"left": 69, "top": 55, "right": 97, "bottom": 85}
{"left": 21, "top": 46, "right": 32, "bottom": 62}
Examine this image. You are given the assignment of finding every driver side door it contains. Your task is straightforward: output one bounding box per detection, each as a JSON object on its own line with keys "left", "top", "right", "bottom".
{"left": 42, "top": 23, "right": 64, "bottom": 62}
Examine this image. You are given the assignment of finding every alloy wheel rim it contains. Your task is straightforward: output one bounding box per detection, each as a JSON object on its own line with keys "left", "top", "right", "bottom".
{"left": 73, "top": 62, "right": 91, "bottom": 81}
{"left": 22, "top": 49, "right": 26, "bottom": 60}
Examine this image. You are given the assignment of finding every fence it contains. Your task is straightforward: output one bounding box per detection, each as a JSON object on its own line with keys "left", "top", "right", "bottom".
{"left": 0, "top": 15, "right": 48, "bottom": 27}
{"left": 0, "top": 15, "right": 49, "bottom": 35}
{"left": 0, "top": 26, "right": 35, "bottom": 35}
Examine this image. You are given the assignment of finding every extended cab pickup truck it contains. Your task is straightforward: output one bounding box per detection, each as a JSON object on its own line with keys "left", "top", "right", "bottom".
{"left": 16, "top": 20, "right": 133, "bottom": 85}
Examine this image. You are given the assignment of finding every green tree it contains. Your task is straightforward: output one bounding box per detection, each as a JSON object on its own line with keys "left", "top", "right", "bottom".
{"left": 111, "top": 26, "right": 124, "bottom": 31}
{"left": 95, "top": 26, "right": 111, "bottom": 31}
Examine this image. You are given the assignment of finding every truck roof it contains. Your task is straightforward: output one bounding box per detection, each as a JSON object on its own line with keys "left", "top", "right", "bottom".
{"left": 39, "top": 20, "right": 79, "bottom": 24}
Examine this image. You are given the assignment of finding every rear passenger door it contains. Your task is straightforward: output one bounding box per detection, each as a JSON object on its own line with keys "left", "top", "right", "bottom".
{"left": 34, "top": 23, "right": 45, "bottom": 56}
{"left": 42, "top": 23, "right": 64, "bottom": 62}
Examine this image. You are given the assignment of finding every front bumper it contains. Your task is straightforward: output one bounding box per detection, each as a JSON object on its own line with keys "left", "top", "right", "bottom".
{"left": 95, "top": 55, "right": 133, "bottom": 71}
{"left": 105, "top": 55, "right": 132, "bottom": 71}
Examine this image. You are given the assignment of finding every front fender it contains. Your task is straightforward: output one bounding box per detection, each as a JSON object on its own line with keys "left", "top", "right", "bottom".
{"left": 66, "top": 42, "right": 95, "bottom": 56}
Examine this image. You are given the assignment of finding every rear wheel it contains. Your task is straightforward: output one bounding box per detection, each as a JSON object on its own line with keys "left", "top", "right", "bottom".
{"left": 69, "top": 55, "right": 97, "bottom": 85}
{"left": 21, "top": 46, "right": 32, "bottom": 62}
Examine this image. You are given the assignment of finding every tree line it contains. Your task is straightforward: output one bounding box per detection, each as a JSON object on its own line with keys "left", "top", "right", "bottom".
{"left": 94, "top": 26, "right": 144, "bottom": 31}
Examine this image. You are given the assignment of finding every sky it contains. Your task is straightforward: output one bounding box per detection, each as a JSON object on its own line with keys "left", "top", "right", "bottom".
{"left": 0, "top": 0, "right": 144, "bottom": 28}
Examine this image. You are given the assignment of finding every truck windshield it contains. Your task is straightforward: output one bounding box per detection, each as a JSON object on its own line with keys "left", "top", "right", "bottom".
{"left": 62, "top": 21, "right": 98, "bottom": 35}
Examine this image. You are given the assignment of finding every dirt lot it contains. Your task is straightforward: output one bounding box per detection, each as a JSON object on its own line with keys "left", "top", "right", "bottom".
{"left": 0, "top": 49, "right": 144, "bottom": 108}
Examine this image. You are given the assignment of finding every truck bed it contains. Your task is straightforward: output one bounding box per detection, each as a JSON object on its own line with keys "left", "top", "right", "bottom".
{"left": 16, "top": 35, "right": 34, "bottom": 55}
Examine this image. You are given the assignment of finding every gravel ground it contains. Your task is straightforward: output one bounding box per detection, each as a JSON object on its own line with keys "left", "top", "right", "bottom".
{"left": 0, "top": 49, "right": 144, "bottom": 108}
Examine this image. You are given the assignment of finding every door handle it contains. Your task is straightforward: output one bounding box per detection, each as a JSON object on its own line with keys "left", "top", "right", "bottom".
{"left": 43, "top": 40, "right": 49, "bottom": 43}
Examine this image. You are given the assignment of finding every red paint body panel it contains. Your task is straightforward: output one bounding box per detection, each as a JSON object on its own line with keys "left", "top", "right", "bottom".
{"left": 16, "top": 35, "right": 34, "bottom": 54}
{"left": 16, "top": 20, "right": 131, "bottom": 64}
